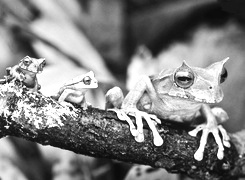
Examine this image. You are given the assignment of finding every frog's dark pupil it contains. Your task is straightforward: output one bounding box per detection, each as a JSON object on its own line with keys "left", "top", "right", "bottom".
{"left": 24, "top": 60, "right": 31, "bottom": 66}
{"left": 220, "top": 67, "right": 228, "bottom": 83}
{"left": 177, "top": 76, "right": 192, "bottom": 83}
{"left": 83, "top": 76, "right": 91, "bottom": 85}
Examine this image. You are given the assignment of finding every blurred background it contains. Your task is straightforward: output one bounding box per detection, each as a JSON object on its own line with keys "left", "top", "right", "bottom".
{"left": 0, "top": 0, "right": 245, "bottom": 179}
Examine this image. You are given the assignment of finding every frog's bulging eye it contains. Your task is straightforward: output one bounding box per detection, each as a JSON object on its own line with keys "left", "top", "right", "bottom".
{"left": 21, "top": 56, "right": 31, "bottom": 64}
{"left": 174, "top": 71, "right": 194, "bottom": 89}
{"left": 23, "top": 59, "right": 31, "bottom": 66}
{"left": 83, "top": 76, "right": 91, "bottom": 85}
{"left": 220, "top": 67, "right": 228, "bottom": 84}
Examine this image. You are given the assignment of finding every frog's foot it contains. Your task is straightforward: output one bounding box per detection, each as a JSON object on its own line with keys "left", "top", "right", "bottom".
{"left": 108, "top": 108, "right": 138, "bottom": 137}
{"left": 81, "top": 102, "right": 91, "bottom": 110}
{"left": 189, "top": 123, "right": 230, "bottom": 161}
{"left": 108, "top": 108, "right": 163, "bottom": 146}
{"left": 126, "top": 108, "right": 163, "bottom": 146}
{"left": 59, "top": 101, "right": 75, "bottom": 110}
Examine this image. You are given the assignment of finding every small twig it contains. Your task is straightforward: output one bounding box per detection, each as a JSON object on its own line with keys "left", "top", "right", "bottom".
{"left": 0, "top": 81, "right": 244, "bottom": 180}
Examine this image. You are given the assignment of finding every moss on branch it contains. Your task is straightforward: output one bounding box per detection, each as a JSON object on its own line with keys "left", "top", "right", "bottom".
{"left": 0, "top": 81, "right": 244, "bottom": 180}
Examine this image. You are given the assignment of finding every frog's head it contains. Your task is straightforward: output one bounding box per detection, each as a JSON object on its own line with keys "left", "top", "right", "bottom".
{"left": 157, "top": 58, "right": 229, "bottom": 104}
{"left": 64, "top": 71, "right": 98, "bottom": 89}
{"left": 19, "top": 56, "right": 46, "bottom": 74}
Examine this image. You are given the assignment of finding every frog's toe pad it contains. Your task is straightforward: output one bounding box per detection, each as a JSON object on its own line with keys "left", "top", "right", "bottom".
{"left": 217, "top": 149, "right": 224, "bottom": 160}
{"left": 223, "top": 140, "right": 231, "bottom": 148}
{"left": 130, "top": 128, "right": 139, "bottom": 137}
{"left": 188, "top": 125, "right": 205, "bottom": 137}
{"left": 194, "top": 149, "right": 204, "bottom": 161}
{"left": 188, "top": 130, "right": 197, "bottom": 137}
{"left": 135, "top": 133, "right": 144, "bottom": 142}
{"left": 154, "top": 135, "right": 164, "bottom": 146}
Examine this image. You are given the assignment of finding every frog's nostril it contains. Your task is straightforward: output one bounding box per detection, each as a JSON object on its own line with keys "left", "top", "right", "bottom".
{"left": 209, "top": 86, "right": 213, "bottom": 89}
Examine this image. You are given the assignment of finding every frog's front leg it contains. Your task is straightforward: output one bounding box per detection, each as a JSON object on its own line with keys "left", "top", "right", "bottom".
{"left": 126, "top": 107, "right": 163, "bottom": 146}
{"left": 111, "top": 104, "right": 163, "bottom": 146}
{"left": 121, "top": 75, "right": 163, "bottom": 146}
{"left": 58, "top": 89, "right": 77, "bottom": 109}
{"left": 189, "top": 104, "right": 230, "bottom": 161}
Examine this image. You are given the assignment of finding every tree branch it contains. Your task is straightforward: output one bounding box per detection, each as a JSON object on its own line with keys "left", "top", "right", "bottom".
{"left": 0, "top": 81, "right": 244, "bottom": 180}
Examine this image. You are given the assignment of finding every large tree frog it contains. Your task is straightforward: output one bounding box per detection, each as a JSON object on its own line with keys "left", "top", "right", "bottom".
{"left": 6, "top": 56, "right": 46, "bottom": 92}
{"left": 106, "top": 58, "right": 230, "bottom": 161}
{"left": 54, "top": 71, "right": 98, "bottom": 110}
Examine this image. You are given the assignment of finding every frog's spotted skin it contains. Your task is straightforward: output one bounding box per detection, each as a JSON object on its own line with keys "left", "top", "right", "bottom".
{"left": 106, "top": 58, "right": 230, "bottom": 161}
{"left": 55, "top": 71, "right": 98, "bottom": 110}
{"left": 17, "top": 56, "right": 46, "bottom": 73}
{"left": 6, "top": 56, "right": 46, "bottom": 92}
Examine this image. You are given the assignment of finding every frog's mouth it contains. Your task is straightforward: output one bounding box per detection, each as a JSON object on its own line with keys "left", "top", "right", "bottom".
{"left": 171, "top": 92, "right": 221, "bottom": 104}
{"left": 19, "top": 67, "right": 38, "bottom": 74}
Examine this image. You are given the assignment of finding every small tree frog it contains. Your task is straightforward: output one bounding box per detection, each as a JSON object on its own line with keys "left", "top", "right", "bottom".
{"left": 55, "top": 71, "right": 98, "bottom": 110}
{"left": 6, "top": 56, "right": 46, "bottom": 92}
{"left": 106, "top": 58, "right": 230, "bottom": 161}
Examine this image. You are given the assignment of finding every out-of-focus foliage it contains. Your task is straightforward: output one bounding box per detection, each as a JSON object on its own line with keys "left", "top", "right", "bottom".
{"left": 0, "top": 0, "right": 115, "bottom": 80}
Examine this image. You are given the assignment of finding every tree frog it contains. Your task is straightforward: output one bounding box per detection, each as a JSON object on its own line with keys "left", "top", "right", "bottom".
{"left": 6, "top": 56, "right": 46, "bottom": 92}
{"left": 54, "top": 71, "right": 98, "bottom": 110}
{"left": 106, "top": 58, "right": 230, "bottom": 161}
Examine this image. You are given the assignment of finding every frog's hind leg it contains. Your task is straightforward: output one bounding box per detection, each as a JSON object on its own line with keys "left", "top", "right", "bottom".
{"left": 105, "top": 86, "right": 124, "bottom": 109}
{"left": 106, "top": 87, "right": 138, "bottom": 136}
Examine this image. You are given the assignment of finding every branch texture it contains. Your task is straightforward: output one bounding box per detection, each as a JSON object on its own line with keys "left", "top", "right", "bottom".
{"left": 0, "top": 81, "right": 244, "bottom": 180}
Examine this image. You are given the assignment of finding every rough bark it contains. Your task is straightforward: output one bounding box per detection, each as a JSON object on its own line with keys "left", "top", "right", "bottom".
{"left": 0, "top": 81, "right": 244, "bottom": 180}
